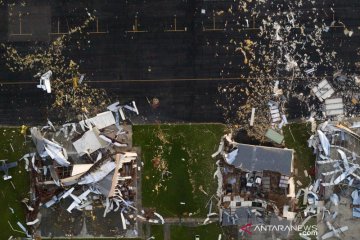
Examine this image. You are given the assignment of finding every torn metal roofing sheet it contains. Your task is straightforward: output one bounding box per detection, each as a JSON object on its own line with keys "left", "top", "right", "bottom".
{"left": 228, "top": 144, "right": 294, "bottom": 176}
{"left": 78, "top": 158, "right": 116, "bottom": 185}
{"left": 72, "top": 127, "right": 106, "bottom": 156}
{"left": 44, "top": 144, "right": 70, "bottom": 167}
{"left": 30, "top": 127, "right": 70, "bottom": 166}
{"left": 96, "top": 153, "right": 123, "bottom": 197}
{"left": 250, "top": 108, "right": 256, "bottom": 126}
{"left": 30, "top": 127, "right": 46, "bottom": 157}
{"left": 225, "top": 148, "right": 238, "bottom": 165}
{"left": 351, "top": 189, "right": 360, "bottom": 218}
{"left": 325, "top": 98, "right": 344, "bottom": 116}
{"left": 92, "top": 111, "right": 116, "bottom": 129}
{"left": 317, "top": 130, "right": 330, "bottom": 156}
{"left": 71, "top": 164, "right": 93, "bottom": 176}
{"left": 94, "top": 169, "right": 115, "bottom": 197}
{"left": 79, "top": 111, "right": 116, "bottom": 130}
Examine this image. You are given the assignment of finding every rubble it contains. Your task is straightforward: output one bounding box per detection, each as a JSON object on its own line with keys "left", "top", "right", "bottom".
{"left": 306, "top": 119, "right": 360, "bottom": 239}
{"left": 212, "top": 134, "right": 299, "bottom": 238}
{"left": 8, "top": 103, "right": 160, "bottom": 238}
{"left": 211, "top": 118, "right": 360, "bottom": 238}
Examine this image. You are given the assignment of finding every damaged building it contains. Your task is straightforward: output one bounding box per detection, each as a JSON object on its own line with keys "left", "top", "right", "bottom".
{"left": 307, "top": 120, "right": 360, "bottom": 239}
{"left": 213, "top": 134, "right": 297, "bottom": 239}
{"left": 22, "top": 106, "right": 145, "bottom": 238}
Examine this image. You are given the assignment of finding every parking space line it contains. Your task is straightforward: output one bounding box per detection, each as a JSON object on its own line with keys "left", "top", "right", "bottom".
{"left": 331, "top": 13, "right": 346, "bottom": 29}
{"left": 126, "top": 16, "right": 148, "bottom": 33}
{"left": 165, "top": 15, "right": 187, "bottom": 32}
{"left": 203, "top": 11, "right": 224, "bottom": 31}
{"left": 88, "top": 17, "right": 109, "bottom": 34}
{"left": 10, "top": 13, "right": 32, "bottom": 36}
{"left": 49, "top": 17, "right": 69, "bottom": 35}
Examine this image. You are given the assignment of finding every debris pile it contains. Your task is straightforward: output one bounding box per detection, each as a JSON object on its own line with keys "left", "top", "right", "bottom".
{"left": 304, "top": 120, "right": 360, "bottom": 239}
{"left": 212, "top": 134, "right": 301, "bottom": 239}
{"left": 12, "top": 102, "right": 164, "bottom": 237}
{"left": 210, "top": 114, "right": 360, "bottom": 238}
{"left": 215, "top": 0, "right": 359, "bottom": 141}
{"left": 212, "top": 127, "right": 360, "bottom": 238}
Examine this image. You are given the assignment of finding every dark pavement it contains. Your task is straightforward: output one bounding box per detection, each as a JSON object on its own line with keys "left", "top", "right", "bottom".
{"left": 0, "top": 0, "right": 359, "bottom": 125}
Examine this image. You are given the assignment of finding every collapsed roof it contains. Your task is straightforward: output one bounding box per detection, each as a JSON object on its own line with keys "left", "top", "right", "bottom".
{"left": 72, "top": 127, "right": 107, "bottom": 156}
{"left": 78, "top": 157, "right": 116, "bottom": 185}
{"left": 30, "top": 127, "right": 70, "bottom": 167}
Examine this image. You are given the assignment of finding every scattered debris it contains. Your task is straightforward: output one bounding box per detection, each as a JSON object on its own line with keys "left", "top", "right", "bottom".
{"left": 12, "top": 105, "right": 146, "bottom": 238}
{"left": 307, "top": 119, "right": 360, "bottom": 238}
{"left": 324, "top": 98, "right": 344, "bottom": 116}
{"left": 250, "top": 108, "right": 256, "bottom": 126}
{"left": 213, "top": 134, "right": 296, "bottom": 239}
{"left": 35, "top": 70, "right": 52, "bottom": 94}
{"left": 216, "top": 0, "right": 359, "bottom": 142}
{"left": 265, "top": 128, "right": 284, "bottom": 144}
{"left": 0, "top": 159, "right": 18, "bottom": 180}
{"left": 312, "top": 79, "right": 335, "bottom": 102}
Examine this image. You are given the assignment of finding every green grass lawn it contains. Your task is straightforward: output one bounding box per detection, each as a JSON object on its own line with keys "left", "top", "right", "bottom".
{"left": 283, "top": 123, "right": 316, "bottom": 187}
{"left": 150, "top": 224, "right": 165, "bottom": 239}
{"left": 133, "top": 124, "right": 226, "bottom": 217}
{"left": 0, "top": 127, "right": 30, "bottom": 239}
{"left": 170, "top": 223, "right": 223, "bottom": 240}
{"left": 292, "top": 216, "right": 317, "bottom": 240}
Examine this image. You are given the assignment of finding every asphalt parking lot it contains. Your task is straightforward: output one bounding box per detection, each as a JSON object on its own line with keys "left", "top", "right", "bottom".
{"left": 0, "top": 0, "right": 359, "bottom": 125}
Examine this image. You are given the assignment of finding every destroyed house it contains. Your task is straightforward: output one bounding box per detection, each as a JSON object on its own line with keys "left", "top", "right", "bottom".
{"left": 219, "top": 143, "right": 295, "bottom": 226}
{"left": 26, "top": 106, "right": 140, "bottom": 237}
{"left": 225, "top": 144, "right": 294, "bottom": 176}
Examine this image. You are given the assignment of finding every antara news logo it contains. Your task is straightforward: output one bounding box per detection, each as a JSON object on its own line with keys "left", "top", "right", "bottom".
{"left": 240, "top": 223, "right": 318, "bottom": 237}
